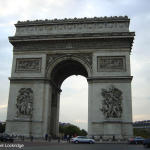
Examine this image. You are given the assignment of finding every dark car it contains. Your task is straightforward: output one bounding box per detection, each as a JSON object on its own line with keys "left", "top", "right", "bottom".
{"left": 0, "top": 134, "right": 14, "bottom": 142}
{"left": 143, "top": 139, "right": 150, "bottom": 148}
{"left": 129, "top": 137, "right": 145, "bottom": 144}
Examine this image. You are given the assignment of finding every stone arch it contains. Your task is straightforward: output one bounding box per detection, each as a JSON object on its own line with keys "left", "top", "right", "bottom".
{"left": 46, "top": 55, "right": 91, "bottom": 136}
{"left": 46, "top": 54, "right": 92, "bottom": 83}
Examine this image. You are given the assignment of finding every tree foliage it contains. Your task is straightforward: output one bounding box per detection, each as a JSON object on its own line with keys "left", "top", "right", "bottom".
{"left": 80, "top": 129, "right": 87, "bottom": 136}
{"left": 134, "top": 128, "right": 150, "bottom": 138}
{"left": 59, "top": 124, "right": 87, "bottom": 136}
{"left": 0, "top": 122, "right": 6, "bottom": 133}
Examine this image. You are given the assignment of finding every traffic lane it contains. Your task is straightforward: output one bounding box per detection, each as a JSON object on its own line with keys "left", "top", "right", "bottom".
{"left": 22, "top": 143, "right": 147, "bottom": 150}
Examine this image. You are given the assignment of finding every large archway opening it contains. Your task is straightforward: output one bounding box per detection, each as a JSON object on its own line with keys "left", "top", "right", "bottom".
{"left": 50, "top": 59, "right": 88, "bottom": 88}
{"left": 49, "top": 59, "right": 89, "bottom": 136}
{"left": 60, "top": 75, "right": 88, "bottom": 130}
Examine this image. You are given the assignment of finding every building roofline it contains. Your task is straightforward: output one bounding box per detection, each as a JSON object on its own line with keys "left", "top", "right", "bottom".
{"left": 15, "top": 16, "right": 130, "bottom": 26}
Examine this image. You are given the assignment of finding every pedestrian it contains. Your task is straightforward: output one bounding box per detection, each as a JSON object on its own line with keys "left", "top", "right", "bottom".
{"left": 22, "top": 135, "right": 24, "bottom": 141}
{"left": 68, "top": 135, "right": 71, "bottom": 143}
{"left": 30, "top": 135, "right": 33, "bottom": 142}
{"left": 45, "top": 133, "right": 48, "bottom": 141}
{"left": 66, "top": 134, "right": 69, "bottom": 143}
{"left": 58, "top": 136, "right": 60, "bottom": 143}
{"left": 112, "top": 135, "right": 115, "bottom": 141}
{"left": 48, "top": 134, "right": 51, "bottom": 142}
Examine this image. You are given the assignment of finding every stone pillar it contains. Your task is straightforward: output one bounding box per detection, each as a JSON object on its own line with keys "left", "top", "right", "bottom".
{"left": 49, "top": 88, "right": 60, "bottom": 137}
{"left": 5, "top": 53, "right": 48, "bottom": 138}
{"left": 6, "top": 80, "right": 49, "bottom": 137}
{"left": 55, "top": 91, "right": 60, "bottom": 136}
{"left": 87, "top": 77, "right": 133, "bottom": 139}
{"left": 87, "top": 50, "right": 133, "bottom": 139}
{"left": 42, "top": 82, "right": 52, "bottom": 137}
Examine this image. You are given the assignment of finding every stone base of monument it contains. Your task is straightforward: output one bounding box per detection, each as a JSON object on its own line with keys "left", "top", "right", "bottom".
{"left": 92, "top": 135, "right": 130, "bottom": 144}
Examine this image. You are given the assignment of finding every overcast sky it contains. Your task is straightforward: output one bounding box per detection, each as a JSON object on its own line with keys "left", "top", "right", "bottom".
{"left": 0, "top": 0, "right": 150, "bottom": 130}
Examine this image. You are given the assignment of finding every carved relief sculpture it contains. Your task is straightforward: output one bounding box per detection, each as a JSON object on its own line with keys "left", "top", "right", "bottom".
{"left": 15, "top": 16, "right": 129, "bottom": 36}
{"left": 16, "top": 58, "right": 41, "bottom": 72}
{"left": 46, "top": 53, "right": 92, "bottom": 73}
{"left": 16, "top": 88, "right": 33, "bottom": 117}
{"left": 100, "top": 86, "right": 123, "bottom": 118}
{"left": 97, "top": 56, "right": 126, "bottom": 72}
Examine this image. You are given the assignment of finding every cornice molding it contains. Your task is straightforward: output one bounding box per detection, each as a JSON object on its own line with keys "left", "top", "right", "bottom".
{"left": 87, "top": 76, "right": 133, "bottom": 83}
{"left": 9, "top": 77, "right": 62, "bottom": 92}
{"left": 16, "top": 16, "right": 129, "bottom": 26}
{"left": 13, "top": 16, "right": 132, "bottom": 37}
{"left": 9, "top": 32, "right": 135, "bottom": 43}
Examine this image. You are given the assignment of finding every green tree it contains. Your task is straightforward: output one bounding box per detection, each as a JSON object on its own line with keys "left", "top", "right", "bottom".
{"left": 0, "top": 122, "right": 6, "bottom": 133}
{"left": 80, "top": 129, "right": 87, "bottom": 136}
{"left": 59, "top": 123, "right": 87, "bottom": 136}
{"left": 59, "top": 124, "right": 65, "bottom": 134}
{"left": 64, "top": 125, "right": 81, "bottom": 136}
{"left": 134, "top": 128, "right": 150, "bottom": 138}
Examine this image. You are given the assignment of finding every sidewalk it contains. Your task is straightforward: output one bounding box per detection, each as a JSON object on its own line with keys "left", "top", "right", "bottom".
{"left": 13, "top": 139, "right": 128, "bottom": 146}
{"left": 13, "top": 139, "right": 69, "bottom": 146}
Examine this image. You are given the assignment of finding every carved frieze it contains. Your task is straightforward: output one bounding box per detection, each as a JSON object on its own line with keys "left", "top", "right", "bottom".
{"left": 46, "top": 53, "right": 92, "bottom": 73}
{"left": 13, "top": 38, "right": 132, "bottom": 52}
{"left": 16, "top": 88, "right": 33, "bottom": 117}
{"left": 100, "top": 86, "right": 123, "bottom": 118}
{"left": 15, "top": 16, "right": 129, "bottom": 36}
{"left": 15, "top": 58, "right": 41, "bottom": 72}
{"left": 97, "top": 56, "right": 126, "bottom": 72}
{"left": 15, "top": 22, "right": 129, "bottom": 36}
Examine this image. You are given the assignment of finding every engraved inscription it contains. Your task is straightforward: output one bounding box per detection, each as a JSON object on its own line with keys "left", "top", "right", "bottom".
{"left": 97, "top": 56, "right": 126, "bottom": 72}
{"left": 16, "top": 58, "right": 41, "bottom": 72}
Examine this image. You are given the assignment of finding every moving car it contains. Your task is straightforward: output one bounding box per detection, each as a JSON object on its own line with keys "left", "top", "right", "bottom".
{"left": 0, "top": 134, "right": 14, "bottom": 142}
{"left": 143, "top": 139, "right": 150, "bottom": 148}
{"left": 71, "top": 136, "right": 95, "bottom": 144}
{"left": 128, "top": 137, "right": 145, "bottom": 144}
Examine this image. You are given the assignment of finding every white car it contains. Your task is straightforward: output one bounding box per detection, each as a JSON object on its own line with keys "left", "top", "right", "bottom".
{"left": 71, "top": 136, "right": 95, "bottom": 144}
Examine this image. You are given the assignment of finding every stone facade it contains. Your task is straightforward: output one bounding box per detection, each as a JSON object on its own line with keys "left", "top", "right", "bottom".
{"left": 6, "top": 16, "right": 135, "bottom": 140}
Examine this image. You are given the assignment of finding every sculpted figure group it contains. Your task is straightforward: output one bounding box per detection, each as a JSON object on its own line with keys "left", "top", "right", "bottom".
{"left": 16, "top": 88, "right": 33, "bottom": 116}
{"left": 101, "top": 86, "right": 122, "bottom": 118}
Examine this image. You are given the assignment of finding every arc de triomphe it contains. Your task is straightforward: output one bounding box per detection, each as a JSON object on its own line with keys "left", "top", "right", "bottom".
{"left": 6, "top": 16, "right": 135, "bottom": 139}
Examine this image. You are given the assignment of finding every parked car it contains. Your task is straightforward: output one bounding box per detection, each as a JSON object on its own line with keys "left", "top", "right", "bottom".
{"left": 143, "top": 139, "right": 150, "bottom": 148}
{"left": 0, "top": 134, "right": 14, "bottom": 142}
{"left": 128, "top": 137, "right": 145, "bottom": 144}
{"left": 71, "top": 136, "right": 95, "bottom": 144}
